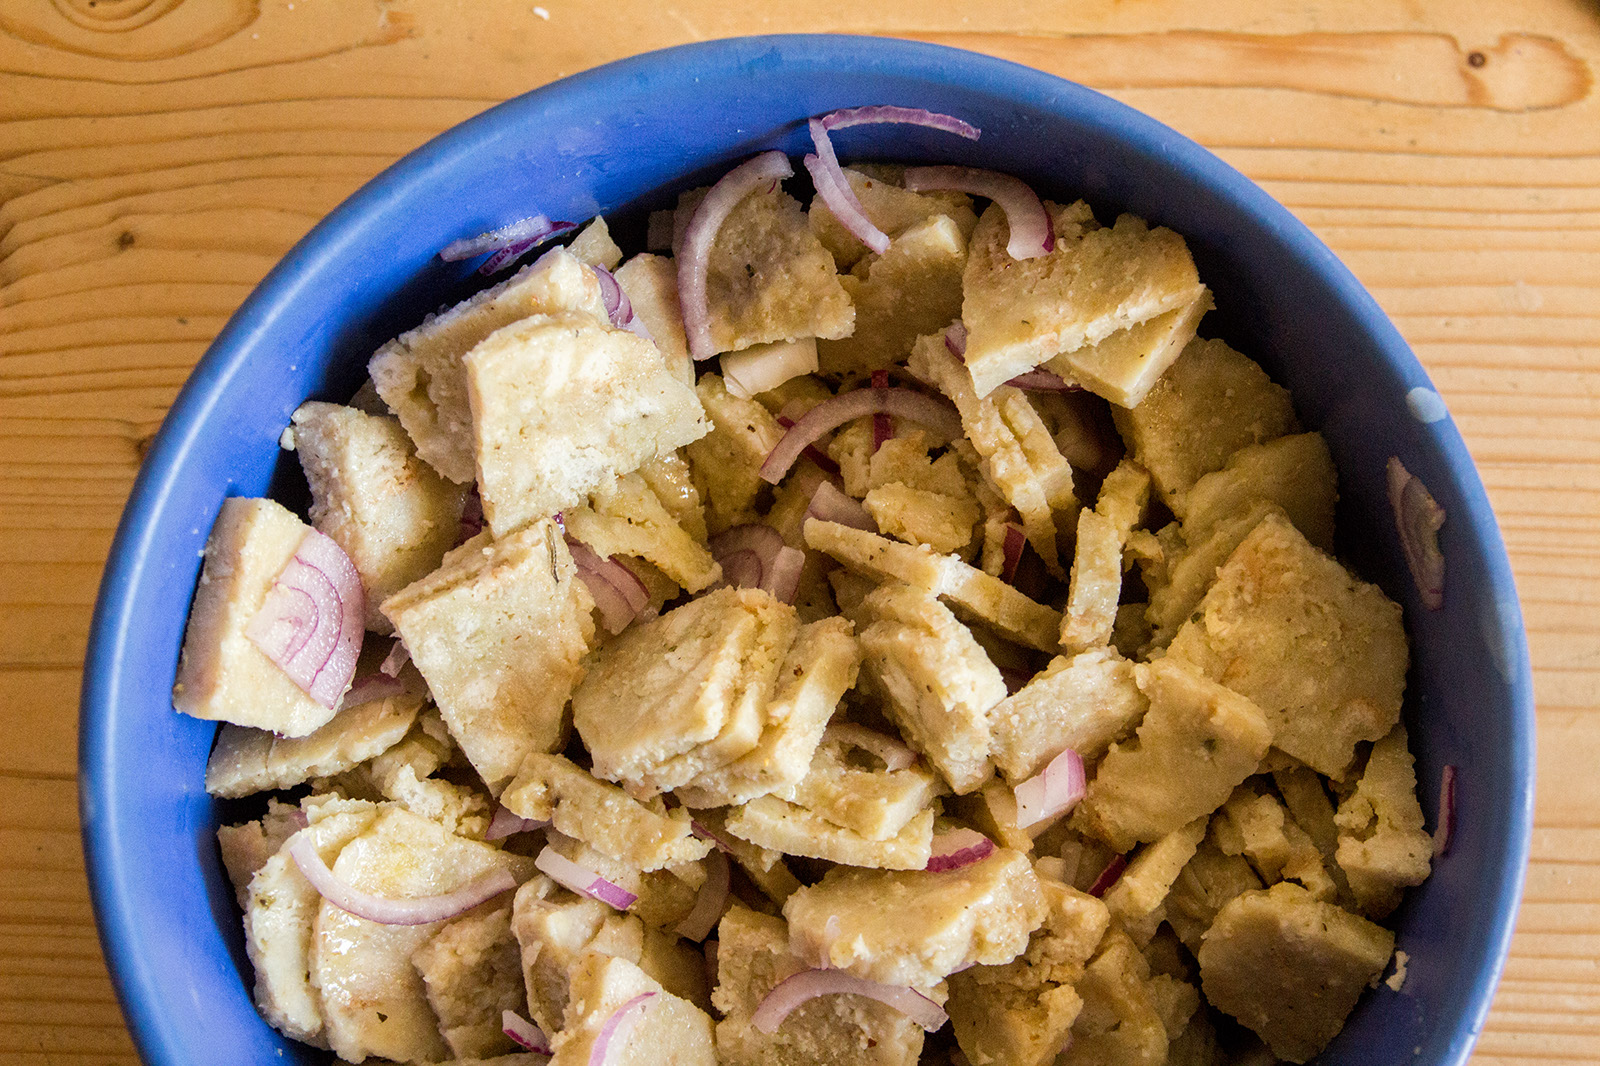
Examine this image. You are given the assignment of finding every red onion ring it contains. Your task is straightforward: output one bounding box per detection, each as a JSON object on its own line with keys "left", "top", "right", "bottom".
{"left": 245, "top": 529, "right": 365, "bottom": 709}
{"left": 502, "top": 1009, "right": 552, "bottom": 1054}
{"left": 1087, "top": 854, "right": 1128, "bottom": 898}
{"left": 824, "top": 722, "right": 916, "bottom": 772}
{"left": 765, "top": 546, "right": 806, "bottom": 605}
{"left": 902, "top": 166, "right": 1054, "bottom": 260}
{"left": 871, "top": 369, "right": 894, "bottom": 451}
{"left": 674, "top": 848, "right": 731, "bottom": 942}
{"left": 691, "top": 820, "right": 736, "bottom": 854}
{"left": 288, "top": 834, "right": 516, "bottom": 925}
{"left": 679, "top": 151, "right": 795, "bottom": 361}
{"left": 1433, "top": 764, "right": 1458, "bottom": 858}
{"left": 378, "top": 637, "right": 410, "bottom": 677}
{"left": 1014, "top": 747, "right": 1087, "bottom": 829}
{"left": 806, "top": 480, "right": 875, "bottom": 531}
{"left": 752, "top": 969, "right": 947, "bottom": 1034}
{"left": 534, "top": 845, "right": 638, "bottom": 910}
{"left": 1387, "top": 457, "right": 1446, "bottom": 610}
{"left": 945, "top": 320, "right": 967, "bottom": 358}
{"left": 803, "top": 144, "right": 889, "bottom": 256}
{"left": 760, "top": 387, "right": 961, "bottom": 485}
{"left": 590, "top": 992, "right": 656, "bottom": 1066}
{"left": 439, "top": 214, "right": 577, "bottom": 274}
{"left": 776, "top": 403, "right": 842, "bottom": 475}
{"left": 1001, "top": 524, "right": 1026, "bottom": 585}
{"left": 710, "top": 524, "right": 787, "bottom": 593}
{"left": 926, "top": 828, "right": 996, "bottom": 873}
{"left": 820, "top": 105, "right": 981, "bottom": 140}
{"left": 485, "top": 804, "right": 551, "bottom": 841}
{"left": 1005, "top": 368, "right": 1080, "bottom": 391}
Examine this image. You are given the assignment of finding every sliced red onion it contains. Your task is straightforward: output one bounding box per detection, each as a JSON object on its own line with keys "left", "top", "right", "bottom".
{"left": 590, "top": 264, "right": 651, "bottom": 340}
{"left": 752, "top": 969, "right": 947, "bottom": 1034}
{"left": 871, "top": 369, "right": 894, "bottom": 450}
{"left": 824, "top": 722, "right": 916, "bottom": 772}
{"left": 819, "top": 105, "right": 982, "bottom": 141}
{"left": 1006, "top": 368, "right": 1079, "bottom": 391}
{"left": 691, "top": 820, "right": 735, "bottom": 854}
{"left": 535, "top": 845, "right": 637, "bottom": 911}
{"left": 336, "top": 672, "right": 407, "bottom": 711}
{"left": 760, "top": 387, "right": 961, "bottom": 485}
{"left": 1087, "top": 854, "right": 1127, "bottom": 898}
{"left": 246, "top": 529, "right": 365, "bottom": 709}
{"left": 926, "top": 829, "right": 996, "bottom": 873}
{"left": 806, "top": 480, "right": 875, "bottom": 531}
{"left": 903, "top": 166, "right": 1053, "bottom": 260}
{"left": 1387, "top": 457, "right": 1446, "bottom": 611}
{"left": 378, "top": 637, "right": 410, "bottom": 677}
{"left": 675, "top": 848, "right": 731, "bottom": 942}
{"left": 1014, "top": 747, "right": 1087, "bottom": 829}
{"left": 803, "top": 149, "right": 889, "bottom": 256}
{"left": 1001, "top": 523, "right": 1026, "bottom": 585}
{"left": 288, "top": 834, "right": 516, "bottom": 925}
{"left": 1433, "top": 764, "right": 1458, "bottom": 858}
{"left": 590, "top": 992, "right": 656, "bottom": 1066}
{"left": 440, "top": 214, "right": 577, "bottom": 274}
{"left": 945, "top": 320, "right": 967, "bottom": 358}
{"left": 710, "top": 524, "right": 786, "bottom": 593}
{"left": 765, "top": 546, "right": 806, "bottom": 605}
{"left": 567, "top": 539, "right": 650, "bottom": 635}
{"left": 485, "top": 804, "right": 551, "bottom": 842}
{"left": 679, "top": 151, "right": 795, "bottom": 361}
{"left": 776, "top": 405, "right": 841, "bottom": 475}
{"left": 722, "top": 337, "right": 819, "bottom": 400}
{"left": 502, "top": 1009, "right": 552, "bottom": 1054}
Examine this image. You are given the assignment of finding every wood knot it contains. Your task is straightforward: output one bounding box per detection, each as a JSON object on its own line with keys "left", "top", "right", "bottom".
{"left": 3, "top": 0, "right": 259, "bottom": 60}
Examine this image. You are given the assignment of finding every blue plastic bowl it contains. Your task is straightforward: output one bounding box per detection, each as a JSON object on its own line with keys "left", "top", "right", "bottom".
{"left": 81, "top": 34, "right": 1532, "bottom": 1066}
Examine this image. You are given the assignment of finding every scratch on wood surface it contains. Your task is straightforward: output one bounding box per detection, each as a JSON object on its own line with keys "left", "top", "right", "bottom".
{"left": 904, "top": 30, "right": 1592, "bottom": 112}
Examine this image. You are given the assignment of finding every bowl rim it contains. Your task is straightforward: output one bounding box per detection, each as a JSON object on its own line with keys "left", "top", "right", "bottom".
{"left": 78, "top": 32, "right": 1534, "bottom": 1066}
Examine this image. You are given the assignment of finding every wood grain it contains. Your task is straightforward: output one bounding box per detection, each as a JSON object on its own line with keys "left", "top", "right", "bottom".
{"left": 2, "top": 0, "right": 1597, "bottom": 1062}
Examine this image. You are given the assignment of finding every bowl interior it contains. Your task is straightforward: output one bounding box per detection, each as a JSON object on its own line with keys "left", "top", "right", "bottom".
{"left": 81, "top": 34, "right": 1532, "bottom": 1066}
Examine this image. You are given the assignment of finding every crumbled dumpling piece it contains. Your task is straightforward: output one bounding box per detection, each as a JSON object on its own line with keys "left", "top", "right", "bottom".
{"left": 216, "top": 799, "right": 306, "bottom": 908}
{"left": 1273, "top": 759, "right": 1345, "bottom": 866}
{"left": 1100, "top": 817, "right": 1208, "bottom": 940}
{"left": 819, "top": 214, "right": 968, "bottom": 376}
{"left": 384, "top": 763, "right": 492, "bottom": 839}
{"left": 1061, "top": 508, "right": 1123, "bottom": 653}
{"left": 548, "top": 952, "right": 717, "bottom": 1066}
{"left": 244, "top": 801, "right": 379, "bottom": 1046}
{"left": 804, "top": 518, "right": 1062, "bottom": 653}
{"left": 412, "top": 904, "right": 524, "bottom": 1060}
{"left": 370, "top": 246, "right": 608, "bottom": 482}
{"left": 205, "top": 690, "right": 422, "bottom": 799}
{"left": 676, "top": 617, "right": 860, "bottom": 808}
{"left": 959, "top": 201, "right": 1205, "bottom": 397}
{"left": 809, "top": 164, "right": 977, "bottom": 273}
{"left": 946, "top": 875, "right": 1110, "bottom": 1066}
{"left": 677, "top": 182, "right": 854, "bottom": 356}
{"left": 856, "top": 582, "right": 1004, "bottom": 794}
{"left": 574, "top": 586, "right": 799, "bottom": 795}
{"left": 1176, "top": 431, "right": 1338, "bottom": 552}
{"left": 563, "top": 470, "right": 720, "bottom": 593}
{"left": 290, "top": 401, "right": 469, "bottom": 632}
{"left": 382, "top": 519, "right": 594, "bottom": 793}
{"left": 1167, "top": 512, "right": 1407, "bottom": 780}
{"left": 1095, "top": 458, "right": 1152, "bottom": 541}
{"left": 1043, "top": 291, "right": 1212, "bottom": 409}
{"left": 909, "top": 331, "right": 1076, "bottom": 575}
{"left": 567, "top": 215, "right": 623, "bottom": 270}
{"left": 311, "top": 806, "right": 533, "bottom": 1064}
{"left": 615, "top": 253, "right": 692, "bottom": 384}
{"left": 713, "top": 905, "right": 937, "bottom": 1066}
{"left": 173, "top": 497, "right": 344, "bottom": 738}
{"left": 1075, "top": 658, "right": 1274, "bottom": 853}
{"left": 989, "top": 647, "right": 1148, "bottom": 784}
{"left": 1334, "top": 726, "right": 1433, "bottom": 918}
{"left": 778, "top": 733, "right": 944, "bottom": 841}
{"left": 337, "top": 706, "right": 456, "bottom": 800}
{"left": 1146, "top": 500, "right": 1283, "bottom": 650}
{"left": 511, "top": 877, "right": 644, "bottom": 1034}
{"left": 500, "top": 752, "right": 712, "bottom": 871}
{"left": 683, "top": 373, "right": 786, "bottom": 533}
{"left": 725, "top": 796, "right": 936, "bottom": 870}
{"left": 1110, "top": 336, "right": 1296, "bottom": 507}
{"left": 784, "top": 847, "right": 1046, "bottom": 987}
{"left": 465, "top": 309, "right": 708, "bottom": 537}
{"left": 636, "top": 451, "right": 708, "bottom": 543}
{"left": 1198, "top": 883, "right": 1395, "bottom": 1064}
{"left": 863, "top": 481, "right": 980, "bottom": 556}
{"left": 1055, "top": 927, "right": 1172, "bottom": 1066}
{"left": 1211, "top": 785, "right": 1338, "bottom": 901}
{"left": 1165, "top": 839, "right": 1264, "bottom": 954}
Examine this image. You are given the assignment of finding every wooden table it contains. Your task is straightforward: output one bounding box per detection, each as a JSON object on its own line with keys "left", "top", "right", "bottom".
{"left": 2, "top": 0, "right": 1597, "bottom": 1062}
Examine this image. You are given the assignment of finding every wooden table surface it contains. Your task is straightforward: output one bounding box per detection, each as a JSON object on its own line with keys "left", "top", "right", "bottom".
{"left": 3, "top": 0, "right": 1598, "bottom": 1062}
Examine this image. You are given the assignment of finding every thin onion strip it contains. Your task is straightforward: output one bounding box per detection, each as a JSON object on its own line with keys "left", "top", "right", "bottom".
{"left": 535, "top": 846, "right": 637, "bottom": 910}
{"left": 751, "top": 969, "right": 947, "bottom": 1034}
{"left": 288, "top": 834, "right": 515, "bottom": 926}
{"left": 1014, "top": 747, "right": 1087, "bottom": 829}
{"left": 760, "top": 387, "right": 961, "bottom": 485}
{"left": 903, "top": 166, "right": 1054, "bottom": 259}
{"left": 674, "top": 848, "right": 730, "bottom": 942}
